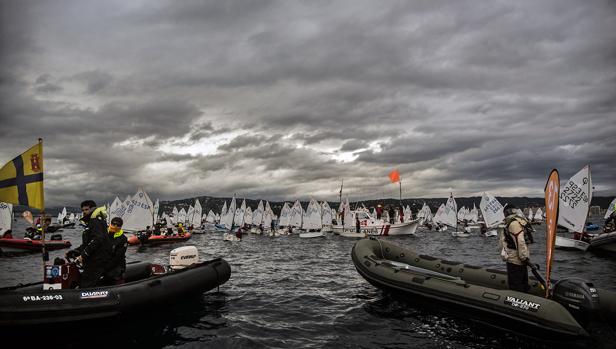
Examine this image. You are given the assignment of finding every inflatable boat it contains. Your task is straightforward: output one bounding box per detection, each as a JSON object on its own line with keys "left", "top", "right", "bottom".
{"left": 352, "top": 238, "right": 616, "bottom": 339}
{"left": 127, "top": 232, "right": 192, "bottom": 246}
{"left": 0, "top": 246, "right": 230, "bottom": 326}
{"left": 0, "top": 237, "right": 71, "bottom": 254}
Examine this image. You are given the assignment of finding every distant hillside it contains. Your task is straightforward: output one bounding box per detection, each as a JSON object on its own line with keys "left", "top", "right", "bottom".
{"left": 160, "top": 195, "right": 614, "bottom": 216}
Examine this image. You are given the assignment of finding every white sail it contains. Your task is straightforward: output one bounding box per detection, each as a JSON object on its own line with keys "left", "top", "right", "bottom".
{"left": 171, "top": 206, "right": 179, "bottom": 224}
{"left": 245, "top": 206, "right": 253, "bottom": 226}
{"left": 221, "top": 201, "right": 228, "bottom": 217}
{"left": 206, "top": 210, "right": 216, "bottom": 223}
{"left": 302, "top": 199, "right": 322, "bottom": 230}
{"left": 253, "top": 200, "right": 264, "bottom": 226}
{"left": 343, "top": 200, "right": 353, "bottom": 229}
{"left": 558, "top": 165, "right": 592, "bottom": 232}
{"left": 605, "top": 198, "right": 616, "bottom": 219}
{"left": 153, "top": 199, "right": 160, "bottom": 222}
{"left": 433, "top": 204, "right": 445, "bottom": 224}
{"left": 190, "top": 199, "right": 202, "bottom": 227}
{"left": 290, "top": 200, "right": 303, "bottom": 228}
{"left": 469, "top": 204, "right": 479, "bottom": 223}
{"left": 263, "top": 201, "right": 273, "bottom": 229}
{"left": 321, "top": 201, "right": 333, "bottom": 226}
{"left": 533, "top": 208, "right": 543, "bottom": 222}
{"left": 233, "top": 199, "right": 246, "bottom": 227}
{"left": 480, "top": 192, "right": 505, "bottom": 228}
{"left": 176, "top": 208, "right": 186, "bottom": 224}
{"left": 457, "top": 206, "right": 466, "bottom": 221}
{"left": 122, "top": 188, "right": 155, "bottom": 232}
{"left": 187, "top": 205, "right": 194, "bottom": 223}
{"left": 278, "top": 202, "right": 291, "bottom": 227}
{"left": 403, "top": 205, "right": 412, "bottom": 222}
{"left": 0, "top": 202, "right": 13, "bottom": 232}
{"left": 442, "top": 194, "right": 458, "bottom": 228}
{"left": 221, "top": 198, "right": 236, "bottom": 229}
{"left": 57, "top": 206, "right": 68, "bottom": 223}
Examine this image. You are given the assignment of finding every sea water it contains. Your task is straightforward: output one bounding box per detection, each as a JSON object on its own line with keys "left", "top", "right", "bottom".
{"left": 1, "top": 217, "right": 615, "bottom": 348}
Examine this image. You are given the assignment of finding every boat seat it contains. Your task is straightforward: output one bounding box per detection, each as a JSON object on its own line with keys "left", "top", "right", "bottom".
{"left": 124, "top": 262, "right": 152, "bottom": 282}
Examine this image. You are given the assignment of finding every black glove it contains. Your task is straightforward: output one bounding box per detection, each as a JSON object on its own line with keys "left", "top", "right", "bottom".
{"left": 66, "top": 249, "right": 81, "bottom": 259}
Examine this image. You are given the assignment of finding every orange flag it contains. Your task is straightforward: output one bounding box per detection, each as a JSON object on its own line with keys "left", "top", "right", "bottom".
{"left": 388, "top": 170, "right": 400, "bottom": 183}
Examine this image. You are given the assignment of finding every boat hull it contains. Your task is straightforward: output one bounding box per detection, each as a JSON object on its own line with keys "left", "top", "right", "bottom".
{"left": 332, "top": 219, "right": 420, "bottom": 236}
{"left": 0, "top": 258, "right": 231, "bottom": 326}
{"left": 0, "top": 238, "right": 71, "bottom": 253}
{"left": 299, "top": 231, "right": 325, "bottom": 238}
{"left": 555, "top": 235, "right": 590, "bottom": 252}
{"left": 351, "top": 238, "right": 616, "bottom": 338}
{"left": 127, "top": 233, "right": 192, "bottom": 246}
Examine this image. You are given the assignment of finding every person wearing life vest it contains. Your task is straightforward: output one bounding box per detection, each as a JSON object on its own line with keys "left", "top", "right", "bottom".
{"left": 605, "top": 209, "right": 616, "bottom": 233}
{"left": 177, "top": 223, "right": 186, "bottom": 236}
{"left": 66, "top": 200, "right": 112, "bottom": 288}
{"left": 499, "top": 204, "right": 531, "bottom": 293}
{"left": 103, "top": 217, "right": 128, "bottom": 285}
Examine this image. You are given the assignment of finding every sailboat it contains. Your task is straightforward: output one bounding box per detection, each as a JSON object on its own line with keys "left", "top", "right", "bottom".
{"left": 532, "top": 207, "right": 544, "bottom": 225}
{"left": 223, "top": 198, "right": 245, "bottom": 242}
{"left": 554, "top": 165, "right": 592, "bottom": 251}
{"left": 275, "top": 202, "right": 291, "bottom": 236}
{"left": 479, "top": 192, "right": 504, "bottom": 237}
{"left": 289, "top": 200, "right": 303, "bottom": 233}
{"left": 321, "top": 201, "right": 333, "bottom": 233}
{"left": 443, "top": 194, "right": 469, "bottom": 237}
{"left": 300, "top": 199, "right": 325, "bottom": 238}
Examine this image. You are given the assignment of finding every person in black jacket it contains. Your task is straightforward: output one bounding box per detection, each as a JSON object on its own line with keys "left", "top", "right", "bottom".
{"left": 67, "top": 200, "right": 111, "bottom": 288}
{"left": 103, "top": 217, "right": 128, "bottom": 285}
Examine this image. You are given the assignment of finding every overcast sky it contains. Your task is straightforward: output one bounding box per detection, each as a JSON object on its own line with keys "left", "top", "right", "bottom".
{"left": 1, "top": 0, "right": 615, "bottom": 207}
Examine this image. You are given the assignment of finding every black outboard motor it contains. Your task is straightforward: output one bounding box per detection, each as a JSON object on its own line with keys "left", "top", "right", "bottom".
{"left": 136, "top": 231, "right": 150, "bottom": 244}
{"left": 552, "top": 277, "right": 600, "bottom": 324}
{"left": 50, "top": 233, "right": 62, "bottom": 240}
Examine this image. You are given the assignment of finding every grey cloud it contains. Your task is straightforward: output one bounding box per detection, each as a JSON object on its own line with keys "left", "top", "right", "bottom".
{"left": 1, "top": 0, "right": 615, "bottom": 206}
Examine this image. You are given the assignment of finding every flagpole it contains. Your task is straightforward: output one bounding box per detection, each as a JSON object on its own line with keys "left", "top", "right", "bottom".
{"left": 38, "top": 138, "right": 48, "bottom": 265}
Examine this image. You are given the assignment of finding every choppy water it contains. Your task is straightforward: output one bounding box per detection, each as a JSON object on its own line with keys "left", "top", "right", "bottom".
{"left": 2, "top": 217, "right": 615, "bottom": 348}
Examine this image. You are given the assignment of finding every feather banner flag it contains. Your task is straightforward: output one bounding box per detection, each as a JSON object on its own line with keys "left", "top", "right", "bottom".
{"left": 0, "top": 139, "right": 44, "bottom": 210}
{"left": 388, "top": 169, "right": 400, "bottom": 183}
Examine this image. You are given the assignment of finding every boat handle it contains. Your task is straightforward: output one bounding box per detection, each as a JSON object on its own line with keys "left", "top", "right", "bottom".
{"left": 148, "top": 279, "right": 162, "bottom": 287}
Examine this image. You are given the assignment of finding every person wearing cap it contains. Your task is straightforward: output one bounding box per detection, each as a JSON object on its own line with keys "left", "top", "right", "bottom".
{"left": 66, "top": 200, "right": 112, "bottom": 288}
{"left": 103, "top": 217, "right": 128, "bottom": 285}
{"left": 499, "top": 204, "right": 531, "bottom": 293}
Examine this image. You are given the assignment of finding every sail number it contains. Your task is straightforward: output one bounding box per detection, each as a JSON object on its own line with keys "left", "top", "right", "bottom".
{"left": 560, "top": 180, "right": 588, "bottom": 209}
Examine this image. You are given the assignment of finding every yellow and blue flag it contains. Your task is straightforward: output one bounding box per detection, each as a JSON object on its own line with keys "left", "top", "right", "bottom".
{"left": 0, "top": 140, "right": 44, "bottom": 210}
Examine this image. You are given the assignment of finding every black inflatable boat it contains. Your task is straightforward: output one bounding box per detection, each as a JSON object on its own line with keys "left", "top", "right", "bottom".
{"left": 352, "top": 238, "right": 616, "bottom": 339}
{"left": 0, "top": 257, "right": 231, "bottom": 326}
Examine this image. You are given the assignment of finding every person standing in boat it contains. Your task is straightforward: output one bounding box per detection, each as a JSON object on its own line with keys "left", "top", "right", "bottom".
{"left": 68, "top": 200, "right": 112, "bottom": 288}
{"left": 388, "top": 206, "right": 395, "bottom": 224}
{"left": 499, "top": 204, "right": 531, "bottom": 293}
{"left": 355, "top": 214, "right": 361, "bottom": 234}
{"left": 103, "top": 217, "right": 128, "bottom": 285}
{"left": 605, "top": 209, "right": 616, "bottom": 233}
{"left": 376, "top": 204, "right": 383, "bottom": 219}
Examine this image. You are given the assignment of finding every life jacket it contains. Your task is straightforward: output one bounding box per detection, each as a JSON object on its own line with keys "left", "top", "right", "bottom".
{"left": 504, "top": 215, "right": 534, "bottom": 249}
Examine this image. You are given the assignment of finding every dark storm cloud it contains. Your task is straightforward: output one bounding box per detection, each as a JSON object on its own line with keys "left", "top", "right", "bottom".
{"left": 1, "top": 0, "right": 615, "bottom": 206}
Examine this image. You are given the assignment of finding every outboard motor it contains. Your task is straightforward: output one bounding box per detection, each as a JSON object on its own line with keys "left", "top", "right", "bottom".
{"left": 170, "top": 246, "right": 199, "bottom": 270}
{"left": 50, "top": 233, "right": 62, "bottom": 240}
{"left": 552, "top": 277, "right": 600, "bottom": 324}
